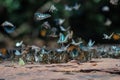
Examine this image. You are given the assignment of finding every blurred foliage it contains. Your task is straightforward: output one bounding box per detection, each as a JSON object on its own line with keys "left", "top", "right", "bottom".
{"left": 0, "top": 0, "right": 120, "bottom": 43}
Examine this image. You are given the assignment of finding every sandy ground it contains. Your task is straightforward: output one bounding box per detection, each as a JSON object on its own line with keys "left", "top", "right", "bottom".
{"left": 0, "top": 58, "right": 120, "bottom": 80}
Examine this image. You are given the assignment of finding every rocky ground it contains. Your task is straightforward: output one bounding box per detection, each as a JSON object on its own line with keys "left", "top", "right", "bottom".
{"left": 0, "top": 58, "right": 120, "bottom": 80}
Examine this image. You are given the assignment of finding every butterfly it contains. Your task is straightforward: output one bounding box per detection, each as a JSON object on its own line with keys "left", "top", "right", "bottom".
{"left": 34, "top": 12, "right": 51, "bottom": 21}
{"left": 41, "top": 21, "right": 51, "bottom": 29}
{"left": 31, "top": 45, "right": 41, "bottom": 54}
{"left": 40, "top": 46, "right": 51, "bottom": 54}
{"left": 73, "top": 3, "right": 81, "bottom": 10}
{"left": 14, "top": 50, "right": 21, "bottom": 56}
{"left": 67, "top": 44, "right": 79, "bottom": 53}
{"left": 49, "top": 4, "right": 58, "bottom": 12}
{"left": 104, "top": 18, "right": 112, "bottom": 26}
{"left": 57, "top": 33, "right": 69, "bottom": 44}
{"left": 56, "top": 44, "right": 70, "bottom": 53}
{"left": 55, "top": 18, "right": 65, "bottom": 25}
{"left": 87, "top": 39, "right": 95, "bottom": 47}
{"left": 19, "top": 58, "right": 25, "bottom": 66}
{"left": 110, "top": 0, "right": 119, "bottom": 5}
{"left": 40, "top": 29, "right": 47, "bottom": 37}
{"left": 112, "top": 33, "right": 120, "bottom": 40}
{"left": 1, "top": 21, "right": 15, "bottom": 33}
{"left": 65, "top": 5, "right": 73, "bottom": 11}
{"left": 0, "top": 48, "right": 7, "bottom": 57}
{"left": 16, "top": 41, "right": 23, "bottom": 47}
{"left": 65, "top": 3, "right": 80, "bottom": 11}
{"left": 102, "top": 6, "right": 110, "bottom": 12}
{"left": 103, "top": 32, "right": 114, "bottom": 39}
{"left": 71, "top": 39, "right": 83, "bottom": 46}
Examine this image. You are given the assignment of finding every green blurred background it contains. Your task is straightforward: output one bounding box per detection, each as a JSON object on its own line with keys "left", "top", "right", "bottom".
{"left": 0, "top": 0, "right": 120, "bottom": 46}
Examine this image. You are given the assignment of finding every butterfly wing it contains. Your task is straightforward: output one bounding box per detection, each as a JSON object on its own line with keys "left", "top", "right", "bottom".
{"left": 34, "top": 12, "right": 51, "bottom": 21}
{"left": 1, "top": 21, "right": 15, "bottom": 33}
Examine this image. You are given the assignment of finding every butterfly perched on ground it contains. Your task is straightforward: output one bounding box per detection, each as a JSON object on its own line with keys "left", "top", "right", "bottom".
{"left": 1, "top": 21, "right": 15, "bottom": 33}
{"left": 71, "top": 39, "right": 83, "bottom": 46}
{"left": 57, "top": 33, "right": 69, "bottom": 44}
{"left": 14, "top": 50, "right": 21, "bottom": 56}
{"left": 103, "top": 32, "right": 114, "bottom": 40}
{"left": 112, "top": 33, "right": 120, "bottom": 40}
{"left": 87, "top": 39, "right": 95, "bottom": 47}
{"left": 34, "top": 12, "right": 51, "bottom": 21}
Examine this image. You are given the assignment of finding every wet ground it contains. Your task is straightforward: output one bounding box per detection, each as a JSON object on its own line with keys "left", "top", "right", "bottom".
{"left": 0, "top": 58, "right": 120, "bottom": 80}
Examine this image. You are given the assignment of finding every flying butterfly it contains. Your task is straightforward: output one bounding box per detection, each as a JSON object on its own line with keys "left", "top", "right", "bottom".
{"left": 1, "top": 21, "right": 15, "bottom": 33}
{"left": 54, "top": 18, "right": 65, "bottom": 25}
{"left": 72, "top": 3, "right": 81, "bottom": 10}
{"left": 112, "top": 33, "right": 120, "bottom": 40}
{"left": 104, "top": 18, "right": 112, "bottom": 26}
{"left": 41, "top": 21, "right": 51, "bottom": 29}
{"left": 49, "top": 4, "right": 58, "bottom": 12}
{"left": 65, "top": 5, "right": 73, "bottom": 11}
{"left": 16, "top": 41, "right": 23, "bottom": 47}
{"left": 110, "top": 0, "right": 119, "bottom": 5}
{"left": 102, "top": 6, "right": 110, "bottom": 12}
{"left": 34, "top": 12, "right": 51, "bottom": 21}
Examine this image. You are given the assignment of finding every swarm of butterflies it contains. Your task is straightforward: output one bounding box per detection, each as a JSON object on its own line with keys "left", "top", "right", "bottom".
{"left": 0, "top": 1, "right": 120, "bottom": 65}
